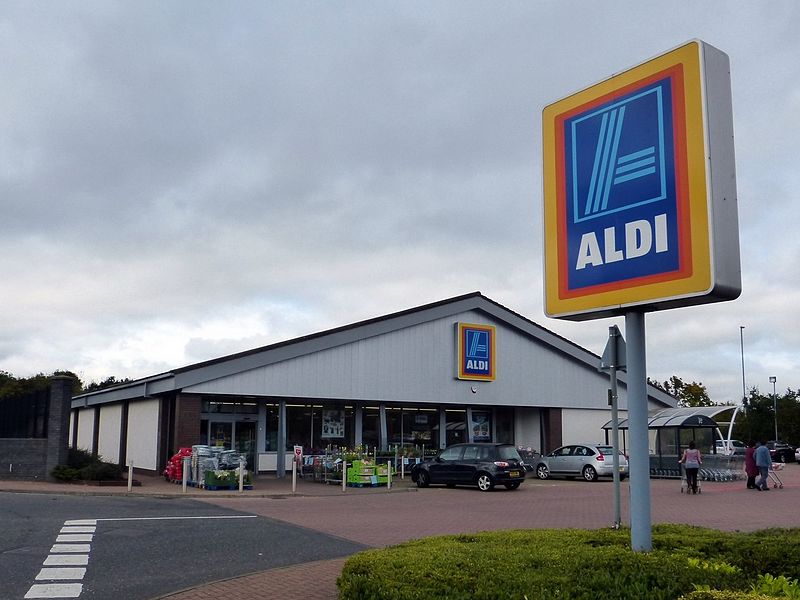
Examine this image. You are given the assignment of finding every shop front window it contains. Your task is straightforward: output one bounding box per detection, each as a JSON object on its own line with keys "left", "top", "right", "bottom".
{"left": 446, "top": 409, "right": 466, "bottom": 446}
{"left": 385, "top": 407, "right": 436, "bottom": 448}
{"left": 495, "top": 407, "right": 514, "bottom": 444}
{"left": 470, "top": 410, "right": 492, "bottom": 442}
{"left": 362, "top": 407, "right": 380, "bottom": 450}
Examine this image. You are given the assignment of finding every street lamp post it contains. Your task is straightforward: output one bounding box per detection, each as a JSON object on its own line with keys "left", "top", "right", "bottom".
{"left": 739, "top": 326, "right": 747, "bottom": 404}
{"left": 770, "top": 376, "right": 778, "bottom": 442}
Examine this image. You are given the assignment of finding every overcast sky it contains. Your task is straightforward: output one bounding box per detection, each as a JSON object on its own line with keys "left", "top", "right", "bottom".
{"left": 2, "top": 2, "right": 797, "bottom": 403}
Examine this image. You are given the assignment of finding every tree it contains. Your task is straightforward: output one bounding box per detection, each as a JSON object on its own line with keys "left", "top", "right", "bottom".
{"left": 648, "top": 375, "right": 713, "bottom": 407}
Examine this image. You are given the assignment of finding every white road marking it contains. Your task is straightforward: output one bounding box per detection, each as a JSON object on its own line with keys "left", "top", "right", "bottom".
{"left": 44, "top": 555, "right": 89, "bottom": 566}
{"left": 60, "top": 527, "right": 95, "bottom": 534}
{"left": 24, "top": 583, "right": 83, "bottom": 598}
{"left": 27, "top": 513, "right": 258, "bottom": 599}
{"left": 94, "top": 515, "right": 258, "bottom": 522}
{"left": 50, "top": 544, "right": 90, "bottom": 553}
{"left": 55, "top": 534, "right": 93, "bottom": 543}
{"left": 36, "top": 568, "right": 87, "bottom": 580}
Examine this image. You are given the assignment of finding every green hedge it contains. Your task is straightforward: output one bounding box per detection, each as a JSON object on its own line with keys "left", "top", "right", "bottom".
{"left": 337, "top": 525, "right": 800, "bottom": 600}
{"left": 50, "top": 448, "right": 123, "bottom": 482}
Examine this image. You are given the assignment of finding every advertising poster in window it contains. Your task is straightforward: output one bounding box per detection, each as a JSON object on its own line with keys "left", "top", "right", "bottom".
{"left": 321, "top": 409, "right": 345, "bottom": 439}
{"left": 471, "top": 411, "right": 491, "bottom": 442}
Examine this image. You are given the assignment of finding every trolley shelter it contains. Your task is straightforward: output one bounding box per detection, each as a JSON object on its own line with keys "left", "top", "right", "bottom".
{"left": 603, "top": 407, "right": 737, "bottom": 478}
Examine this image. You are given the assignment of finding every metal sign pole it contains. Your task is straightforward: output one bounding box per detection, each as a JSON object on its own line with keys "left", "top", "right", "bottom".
{"left": 608, "top": 327, "right": 622, "bottom": 530}
{"left": 625, "top": 311, "right": 652, "bottom": 551}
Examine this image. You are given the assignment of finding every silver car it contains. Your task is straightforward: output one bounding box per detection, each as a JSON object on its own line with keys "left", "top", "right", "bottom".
{"left": 535, "top": 443, "right": 628, "bottom": 482}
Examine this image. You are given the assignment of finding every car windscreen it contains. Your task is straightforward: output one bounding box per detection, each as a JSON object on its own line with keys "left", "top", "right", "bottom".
{"left": 498, "top": 446, "right": 522, "bottom": 461}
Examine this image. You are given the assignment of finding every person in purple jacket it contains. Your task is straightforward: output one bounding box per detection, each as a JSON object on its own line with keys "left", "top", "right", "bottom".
{"left": 744, "top": 440, "right": 758, "bottom": 489}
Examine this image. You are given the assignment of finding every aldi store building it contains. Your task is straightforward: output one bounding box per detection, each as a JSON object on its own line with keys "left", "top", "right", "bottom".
{"left": 69, "top": 293, "right": 675, "bottom": 476}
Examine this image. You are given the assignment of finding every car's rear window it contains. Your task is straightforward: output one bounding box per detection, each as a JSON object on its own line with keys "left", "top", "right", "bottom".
{"left": 596, "top": 446, "right": 621, "bottom": 455}
{"left": 498, "top": 446, "right": 522, "bottom": 461}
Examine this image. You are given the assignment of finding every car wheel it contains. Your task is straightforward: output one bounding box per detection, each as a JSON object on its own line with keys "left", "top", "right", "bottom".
{"left": 779, "top": 454, "right": 786, "bottom": 463}
{"left": 536, "top": 464, "right": 550, "bottom": 480}
{"left": 582, "top": 465, "right": 598, "bottom": 482}
{"left": 416, "top": 470, "right": 430, "bottom": 488}
{"left": 476, "top": 473, "right": 494, "bottom": 492}
{"left": 504, "top": 481, "right": 521, "bottom": 490}
{"left": 619, "top": 474, "right": 627, "bottom": 481}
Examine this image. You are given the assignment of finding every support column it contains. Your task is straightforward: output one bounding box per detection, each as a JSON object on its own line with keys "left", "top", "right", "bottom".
{"left": 277, "top": 400, "right": 287, "bottom": 478}
{"left": 354, "top": 406, "right": 363, "bottom": 448}
{"left": 466, "top": 407, "right": 474, "bottom": 443}
{"left": 379, "top": 404, "right": 388, "bottom": 452}
{"left": 438, "top": 408, "right": 447, "bottom": 449}
{"left": 46, "top": 376, "right": 74, "bottom": 481}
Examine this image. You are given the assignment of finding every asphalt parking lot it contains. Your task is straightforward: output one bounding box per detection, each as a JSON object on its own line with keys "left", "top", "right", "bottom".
{"left": 3, "top": 464, "right": 798, "bottom": 599}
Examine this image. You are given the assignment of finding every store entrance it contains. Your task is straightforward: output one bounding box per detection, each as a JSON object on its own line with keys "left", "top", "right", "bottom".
{"left": 207, "top": 420, "right": 257, "bottom": 472}
{"left": 235, "top": 421, "right": 257, "bottom": 472}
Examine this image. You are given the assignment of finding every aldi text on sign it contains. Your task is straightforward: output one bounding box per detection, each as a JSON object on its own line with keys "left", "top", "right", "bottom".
{"left": 542, "top": 40, "right": 740, "bottom": 320}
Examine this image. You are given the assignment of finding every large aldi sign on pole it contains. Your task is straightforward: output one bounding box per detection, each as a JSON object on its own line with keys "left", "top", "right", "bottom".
{"left": 543, "top": 40, "right": 740, "bottom": 320}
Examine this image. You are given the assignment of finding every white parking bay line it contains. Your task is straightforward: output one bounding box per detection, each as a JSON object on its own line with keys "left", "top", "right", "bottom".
{"left": 63, "top": 519, "right": 96, "bottom": 526}
{"left": 36, "top": 567, "right": 86, "bottom": 580}
{"left": 24, "top": 583, "right": 83, "bottom": 598}
{"left": 44, "top": 555, "right": 89, "bottom": 566}
{"left": 50, "top": 544, "right": 91, "bottom": 553}
{"left": 55, "top": 534, "right": 93, "bottom": 543}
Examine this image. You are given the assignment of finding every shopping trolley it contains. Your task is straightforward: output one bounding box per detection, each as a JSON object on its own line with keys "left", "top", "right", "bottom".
{"left": 680, "top": 465, "right": 701, "bottom": 494}
{"left": 768, "top": 463, "right": 784, "bottom": 489}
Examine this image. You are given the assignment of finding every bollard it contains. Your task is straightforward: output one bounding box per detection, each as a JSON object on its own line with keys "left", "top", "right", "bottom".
{"left": 401, "top": 458, "right": 405, "bottom": 480}
{"left": 182, "top": 456, "right": 189, "bottom": 493}
{"left": 387, "top": 460, "right": 392, "bottom": 491}
{"left": 292, "top": 457, "right": 297, "bottom": 494}
{"left": 127, "top": 460, "right": 133, "bottom": 492}
{"left": 239, "top": 457, "right": 245, "bottom": 493}
{"left": 342, "top": 461, "right": 347, "bottom": 492}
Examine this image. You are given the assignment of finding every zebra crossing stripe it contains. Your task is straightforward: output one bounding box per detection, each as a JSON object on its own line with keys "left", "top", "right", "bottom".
{"left": 43, "top": 555, "right": 89, "bottom": 566}
{"left": 27, "top": 520, "right": 92, "bottom": 599}
{"left": 24, "top": 583, "right": 83, "bottom": 598}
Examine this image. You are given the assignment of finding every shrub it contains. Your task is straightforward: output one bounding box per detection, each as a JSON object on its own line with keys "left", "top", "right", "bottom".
{"left": 50, "top": 448, "right": 124, "bottom": 482}
{"left": 50, "top": 465, "right": 80, "bottom": 482}
{"left": 79, "top": 461, "right": 123, "bottom": 481}
{"left": 337, "top": 526, "right": 800, "bottom": 600}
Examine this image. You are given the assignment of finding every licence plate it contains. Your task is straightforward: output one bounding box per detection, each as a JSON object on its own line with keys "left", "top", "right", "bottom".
{"left": 509, "top": 471, "right": 520, "bottom": 477}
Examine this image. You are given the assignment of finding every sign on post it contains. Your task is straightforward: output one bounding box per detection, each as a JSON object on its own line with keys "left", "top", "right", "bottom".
{"left": 543, "top": 40, "right": 740, "bottom": 321}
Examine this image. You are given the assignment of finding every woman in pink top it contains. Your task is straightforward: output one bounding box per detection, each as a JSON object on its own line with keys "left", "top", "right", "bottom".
{"left": 679, "top": 440, "right": 702, "bottom": 494}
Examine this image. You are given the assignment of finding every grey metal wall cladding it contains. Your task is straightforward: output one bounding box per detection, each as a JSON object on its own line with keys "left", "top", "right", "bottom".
{"left": 183, "top": 310, "right": 620, "bottom": 409}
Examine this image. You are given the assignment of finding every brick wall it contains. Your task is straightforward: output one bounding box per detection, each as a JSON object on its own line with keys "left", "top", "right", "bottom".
{"left": 0, "top": 376, "right": 73, "bottom": 480}
{"left": 174, "top": 394, "right": 202, "bottom": 451}
{"left": 0, "top": 439, "right": 48, "bottom": 479}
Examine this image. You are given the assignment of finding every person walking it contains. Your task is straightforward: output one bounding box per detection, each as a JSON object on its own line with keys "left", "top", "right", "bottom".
{"left": 744, "top": 440, "right": 758, "bottom": 489}
{"left": 754, "top": 440, "right": 772, "bottom": 491}
{"left": 679, "top": 440, "right": 702, "bottom": 494}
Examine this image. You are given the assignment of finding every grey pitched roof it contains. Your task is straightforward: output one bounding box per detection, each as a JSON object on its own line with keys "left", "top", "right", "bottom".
{"left": 72, "top": 291, "right": 677, "bottom": 408}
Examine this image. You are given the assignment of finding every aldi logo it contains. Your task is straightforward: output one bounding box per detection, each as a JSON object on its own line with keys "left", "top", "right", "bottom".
{"left": 456, "top": 323, "right": 495, "bottom": 381}
{"left": 569, "top": 82, "right": 670, "bottom": 224}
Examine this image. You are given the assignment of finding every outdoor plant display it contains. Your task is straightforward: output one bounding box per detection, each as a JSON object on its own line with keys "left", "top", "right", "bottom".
{"left": 203, "top": 467, "right": 251, "bottom": 488}
{"left": 337, "top": 525, "right": 800, "bottom": 600}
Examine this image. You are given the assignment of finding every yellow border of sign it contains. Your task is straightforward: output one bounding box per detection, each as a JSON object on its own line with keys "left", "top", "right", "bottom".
{"left": 542, "top": 41, "right": 712, "bottom": 319}
{"left": 456, "top": 322, "right": 496, "bottom": 381}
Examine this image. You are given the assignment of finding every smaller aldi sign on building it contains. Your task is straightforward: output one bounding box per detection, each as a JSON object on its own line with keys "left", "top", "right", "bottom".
{"left": 542, "top": 40, "right": 741, "bottom": 320}
{"left": 456, "top": 323, "right": 496, "bottom": 381}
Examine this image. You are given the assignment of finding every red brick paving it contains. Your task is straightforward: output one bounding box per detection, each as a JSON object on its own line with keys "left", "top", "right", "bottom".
{"left": 4, "top": 466, "right": 799, "bottom": 599}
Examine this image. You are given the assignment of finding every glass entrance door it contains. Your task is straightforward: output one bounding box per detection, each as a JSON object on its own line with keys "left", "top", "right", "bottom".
{"left": 209, "top": 422, "right": 232, "bottom": 449}
{"left": 235, "top": 421, "right": 257, "bottom": 471}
